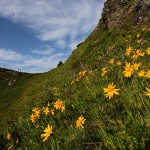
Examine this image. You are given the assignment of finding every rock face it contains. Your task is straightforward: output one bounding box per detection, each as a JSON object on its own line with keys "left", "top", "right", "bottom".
{"left": 93, "top": 0, "right": 150, "bottom": 33}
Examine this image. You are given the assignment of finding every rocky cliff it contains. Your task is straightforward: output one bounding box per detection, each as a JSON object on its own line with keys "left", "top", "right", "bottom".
{"left": 93, "top": 0, "right": 150, "bottom": 34}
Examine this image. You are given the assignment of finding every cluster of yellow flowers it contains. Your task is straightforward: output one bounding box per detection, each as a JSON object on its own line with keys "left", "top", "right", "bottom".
{"left": 40, "top": 115, "right": 87, "bottom": 142}
{"left": 43, "top": 106, "right": 54, "bottom": 116}
{"left": 125, "top": 47, "right": 145, "bottom": 59}
{"left": 76, "top": 70, "right": 87, "bottom": 82}
{"left": 74, "top": 70, "right": 93, "bottom": 82}
{"left": 103, "top": 83, "right": 150, "bottom": 99}
{"left": 123, "top": 62, "right": 150, "bottom": 78}
{"left": 29, "top": 99, "right": 65, "bottom": 142}
{"left": 30, "top": 107, "right": 40, "bottom": 123}
{"left": 30, "top": 100, "right": 65, "bottom": 123}
{"left": 142, "top": 27, "right": 150, "bottom": 31}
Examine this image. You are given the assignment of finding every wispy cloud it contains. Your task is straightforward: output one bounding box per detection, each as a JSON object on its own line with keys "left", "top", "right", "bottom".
{"left": 0, "top": 0, "right": 104, "bottom": 46}
{"left": 32, "top": 46, "right": 54, "bottom": 55}
{"left": 0, "top": 0, "right": 104, "bottom": 72}
{"left": 0, "top": 48, "right": 67, "bottom": 73}
{"left": 0, "top": 48, "right": 25, "bottom": 61}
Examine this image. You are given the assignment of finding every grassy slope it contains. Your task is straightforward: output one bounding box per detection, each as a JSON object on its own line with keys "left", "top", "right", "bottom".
{"left": 0, "top": 25, "right": 150, "bottom": 149}
{"left": 0, "top": 68, "right": 51, "bottom": 131}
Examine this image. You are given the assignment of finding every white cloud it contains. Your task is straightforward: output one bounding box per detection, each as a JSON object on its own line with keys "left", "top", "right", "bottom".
{"left": 32, "top": 47, "right": 54, "bottom": 55}
{"left": 0, "top": 0, "right": 104, "bottom": 43}
{"left": 0, "top": 0, "right": 105, "bottom": 72}
{"left": 0, "top": 48, "right": 67, "bottom": 73}
{"left": 55, "top": 40, "right": 66, "bottom": 49}
{"left": 0, "top": 48, "right": 25, "bottom": 61}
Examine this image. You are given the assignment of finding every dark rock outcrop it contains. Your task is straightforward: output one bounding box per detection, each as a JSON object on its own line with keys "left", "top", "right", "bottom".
{"left": 93, "top": 0, "right": 150, "bottom": 34}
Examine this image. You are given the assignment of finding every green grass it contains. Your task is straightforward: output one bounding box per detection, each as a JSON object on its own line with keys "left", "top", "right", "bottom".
{"left": 0, "top": 26, "right": 150, "bottom": 149}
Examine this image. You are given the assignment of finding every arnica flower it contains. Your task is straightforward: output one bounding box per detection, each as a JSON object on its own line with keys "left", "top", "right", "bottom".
{"left": 101, "top": 67, "right": 108, "bottom": 77}
{"left": 125, "top": 46, "right": 132, "bottom": 56}
{"left": 6, "top": 132, "right": 11, "bottom": 140}
{"left": 138, "top": 70, "right": 145, "bottom": 77}
{"left": 60, "top": 105, "right": 65, "bottom": 112}
{"left": 132, "top": 50, "right": 145, "bottom": 59}
{"left": 146, "top": 47, "right": 150, "bottom": 55}
{"left": 41, "top": 124, "right": 53, "bottom": 142}
{"left": 145, "top": 71, "right": 150, "bottom": 78}
{"left": 43, "top": 106, "right": 50, "bottom": 116}
{"left": 76, "top": 116, "right": 86, "bottom": 129}
{"left": 136, "top": 34, "right": 140, "bottom": 38}
{"left": 133, "top": 63, "right": 141, "bottom": 71}
{"left": 79, "top": 70, "right": 87, "bottom": 76}
{"left": 123, "top": 62, "right": 134, "bottom": 77}
{"left": 54, "top": 99, "right": 65, "bottom": 112}
{"left": 89, "top": 70, "right": 94, "bottom": 74}
{"left": 144, "top": 87, "right": 150, "bottom": 98}
{"left": 30, "top": 114, "right": 36, "bottom": 123}
{"left": 50, "top": 109, "right": 55, "bottom": 115}
{"left": 109, "top": 58, "right": 114, "bottom": 64}
{"left": 116, "top": 61, "right": 122, "bottom": 66}
{"left": 103, "top": 83, "right": 120, "bottom": 99}
{"left": 52, "top": 87, "right": 59, "bottom": 90}
{"left": 32, "top": 107, "right": 40, "bottom": 117}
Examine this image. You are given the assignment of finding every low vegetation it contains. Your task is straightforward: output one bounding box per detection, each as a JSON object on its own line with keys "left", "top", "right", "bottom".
{"left": 0, "top": 26, "right": 150, "bottom": 149}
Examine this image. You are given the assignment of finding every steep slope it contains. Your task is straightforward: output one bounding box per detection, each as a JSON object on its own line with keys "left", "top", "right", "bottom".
{"left": 0, "top": 68, "right": 50, "bottom": 132}
{"left": 0, "top": 0, "right": 150, "bottom": 149}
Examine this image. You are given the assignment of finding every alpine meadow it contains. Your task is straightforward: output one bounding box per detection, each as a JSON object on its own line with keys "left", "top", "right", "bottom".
{"left": 0, "top": 0, "right": 150, "bottom": 149}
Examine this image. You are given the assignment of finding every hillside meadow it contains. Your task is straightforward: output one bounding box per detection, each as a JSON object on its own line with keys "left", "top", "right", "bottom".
{"left": 0, "top": 26, "right": 150, "bottom": 149}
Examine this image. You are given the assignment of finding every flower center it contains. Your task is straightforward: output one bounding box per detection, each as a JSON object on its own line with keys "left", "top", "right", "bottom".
{"left": 108, "top": 87, "right": 114, "bottom": 92}
{"left": 127, "top": 68, "right": 132, "bottom": 72}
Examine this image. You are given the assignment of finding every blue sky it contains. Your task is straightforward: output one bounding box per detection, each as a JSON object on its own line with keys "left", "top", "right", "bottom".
{"left": 0, "top": 0, "right": 104, "bottom": 73}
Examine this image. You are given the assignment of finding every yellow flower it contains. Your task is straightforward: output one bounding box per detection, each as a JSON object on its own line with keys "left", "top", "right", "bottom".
{"left": 136, "top": 34, "right": 140, "bottom": 38}
{"left": 6, "top": 132, "right": 11, "bottom": 140}
{"left": 60, "top": 105, "right": 65, "bottom": 112}
{"left": 101, "top": 67, "right": 108, "bottom": 76}
{"left": 47, "top": 102, "right": 50, "bottom": 106}
{"left": 41, "top": 124, "right": 53, "bottom": 142}
{"left": 132, "top": 63, "right": 141, "bottom": 71}
{"left": 125, "top": 46, "right": 132, "bottom": 56}
{"left": 109, "top": 58, "right": 114, "bottom": 64}
{"left": 53, "top": 87, "right": 59, "bottom": 90}
{"left": 32, "top": 107, "right": 40, "bottom": 117}
{"left": 145, "top": 71, "right": 150, "bottom": 78}
{"left": 144, "top": 87, "right": 150, "bottom": 98}
{"left": 137, "top": 40, "right": 142, "bottom": 44}
{"left": 138, "top": 70, "right": 145, "bottom": 77}
{"left": 123, "top": 62, "right": 134, "bottom": 77}
{"left": 146, "top": 47, "right": 150, "bottom": 55}
{"left": 132, "top": 50, "right": 145, "bottom": 59}
{"left": 76, "top": 116, "right": 86, "bottom": 129}
{"left": 79, "top": 70, "right": 87, "bottom": 76}
{"left": 54, "top": 99, "right": 65, "bottom": 112}
{"left": 103, "top": 83, "right": 120, "bottom": 99}
{"left": 30, "top": 114, "right": 36, "bottom": 123}
{"left": 116, "top": 61, "right": 122, "bottom": 66}
{"left": 82, "top": 70, "right": 87, "bottom": 76}
{"left": 43, "top": 106, "right": 50, "bottom": 116}
{"left": 50, "top": 109, "right": 55, "bottom": 115}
